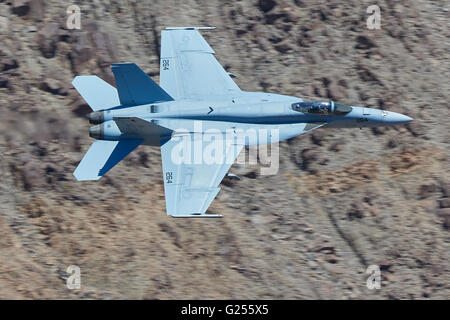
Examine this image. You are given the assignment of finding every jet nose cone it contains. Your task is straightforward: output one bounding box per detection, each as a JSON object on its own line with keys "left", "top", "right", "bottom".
{"left": 385, "top": 111, "right": 413, "bottom": 124}
{"left": 403, "top": 115, "right": 413, "bottom": 123}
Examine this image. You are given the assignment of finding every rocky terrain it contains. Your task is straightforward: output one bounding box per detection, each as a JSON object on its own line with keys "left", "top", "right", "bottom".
{"left": 0, "top": 0, "right": 449, "bottom": 299}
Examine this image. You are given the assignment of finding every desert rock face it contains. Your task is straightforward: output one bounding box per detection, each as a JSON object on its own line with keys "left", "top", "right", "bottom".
{"left": 0, "top": 0, "right": 449, "bottom": 299}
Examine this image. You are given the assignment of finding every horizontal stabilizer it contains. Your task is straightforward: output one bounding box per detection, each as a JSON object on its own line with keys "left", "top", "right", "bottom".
{"left": 74, "top": 139, "right": 141, "bottom": 181}
{"left": 111, "top": 63, "right": 174, "bottom": 106}
{"left": 72, "top": 76, "right": 120, "bottom": 111}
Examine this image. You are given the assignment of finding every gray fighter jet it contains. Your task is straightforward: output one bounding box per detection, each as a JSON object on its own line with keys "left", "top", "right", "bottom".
{"left": 72, "top": 27, "right": 412, "bottom": 218}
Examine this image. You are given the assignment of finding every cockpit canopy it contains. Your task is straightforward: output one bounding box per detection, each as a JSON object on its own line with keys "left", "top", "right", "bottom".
{"left": 291, "top": 100, "right": 353, "bottom": 115}
{"left": 291, "top": 101, "right": 332, "bottom": 114}
{"left": 334, "top": 102, "right": 353, "bottom": 115}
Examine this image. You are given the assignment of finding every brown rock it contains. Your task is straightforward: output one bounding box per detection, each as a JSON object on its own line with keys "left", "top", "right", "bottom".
{"left": 310, "top": 237, "right": 335, "bottom": 254}
{"left": 37, "top": 23, "right": 59, "bottom": 58}
{"left": 435, "top": 208, "right": 450, "bottom": 218}
{"left": 355, "top": 35, "right": 377, "bottom": 50}
{"left": 418, "top": 183, "right": 437, "bottom": 199}
{"left": 301, "top": 149, "right": 319, "bottom": 171}
{"left": 71, "top": 103, "right": 90, "bottom": 118}
{"left": 389, "top": 149, "right": 420, "bottom": 175}
{"left": 71, "top": 136, "right": 82, "bottom": 152}
{"left": 22, "top": 161, "right": 45, "bottom": 190}
{"left": 0, "top": 75, "right": 9, "bottom": 88}
{"left": 371, "top": 126, "right": 387, "bottom": 135}
{"left": 259, "top": 0, "right": 277, "bottom": 13}
{"left": 45, "top": 163, "right": 65, "bottom": 184}
{"left": 68, "top": 28, "right": 118, "bottom": 78}
{"left": 30, "top": 141, "right": 48, "bottom": 157}
{"left": 72, "top": 33, "right": 93, "bottom": 65}
{"left": 329, "top": 142, "right": 342, "bottom": 152}
{"left": 406, "top": 122, "right": 425, "bottom": 137}
{"left": 444, "top": 217, "right": 450, "bottom": 230}
{"left": 327, "top": 81, "right": 347, "bottom": 100}
{"left": 386, "top": 138, "right": 398, "bottom": 149}
{"left": 348, "top": 202, "right": 365, "bottom": 219}
{"left": 310, "top": 130, "right": 327, "bottom": 146}
{"left": 92, "top": 32, "right": 118, "bottom": 66}
{"left": 273, "top": 39, "right": 293, "bottom": 53}
{"left": 441, "top": 181, "right": 450, "bottom": 197}
{"left": 138, "top": 151, "right": 149, "bottom": 167}
{"left": 313, "top": 84, "right": 327, "bottom": 98}
{"left": 324, "top": 254, "right": 339, "bottom": 264}
{"left": 438, "top": 198, "right": 450, "bottom": 208}
{"left": 265, "top": 1, "right": 296, "bottom": 24}
{"left": 378, "top": 259, "right": 394, "bottom": 271}
{"left": 356, "top": 64, "right": 383, "bottom": 85}
{"left": 39, "top": 78, "right": 67, "bottom": 96}
{"left": 12, "top": 0, "right": 31, "bottom": 16}
{"left": 0, "top": 50, "right": 19, "bottom": 72}
{"left": 19, "top": 196, "right": 48, "bottom": 218}
{"left": 12, "top": 0, "right": 45, "bottom": 20}
{"left": 437, "top": 209, "right": 450, "bottom": 231}
{"left": 244, "top": 171, "right": 258, "bottom": 179}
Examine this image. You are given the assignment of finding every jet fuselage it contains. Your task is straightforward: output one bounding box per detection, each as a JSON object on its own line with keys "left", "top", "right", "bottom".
{"left": 89, "top": 91, "right": 412, "bottom": 145}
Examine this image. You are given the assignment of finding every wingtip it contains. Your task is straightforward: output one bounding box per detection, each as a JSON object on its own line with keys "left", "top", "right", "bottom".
{"left": 71, "top": 75, "right": 96, "bottom": 86}
{"left": 169, "top": 214, "right": 224, "bottom": 218}
{"left": 71, "top": 76, "right": 81, "bottom": 85}
{"left": 73, "top": 170, "right": 102, "bottom": 182}
{"left": 164, "top": 26, "right": 216, "bottom": 31}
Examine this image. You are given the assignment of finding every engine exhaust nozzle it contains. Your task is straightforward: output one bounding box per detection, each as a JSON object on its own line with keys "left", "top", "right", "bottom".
{"left": 89, "top": 124, "right": 103, "bottom": 139}
{"left": 89, "top": 111, "right": 104, "bottom": 124}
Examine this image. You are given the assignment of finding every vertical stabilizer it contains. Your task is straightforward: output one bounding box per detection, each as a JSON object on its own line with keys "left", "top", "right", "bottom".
{"left": 111, "top": 63, "right": 174, "bottom": 106}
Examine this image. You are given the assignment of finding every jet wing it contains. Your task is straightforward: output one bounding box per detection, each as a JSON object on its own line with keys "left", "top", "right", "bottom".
{"left": 160, "top": 133, "right": 243, "bottom": 217}
{"left": 160, "top": 27, "right": 241, "bottom": 100}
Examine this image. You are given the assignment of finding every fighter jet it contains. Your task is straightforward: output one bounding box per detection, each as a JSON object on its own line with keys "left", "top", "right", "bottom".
{"left": 72, "top": 27, "right": 412, "bottom": 218}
